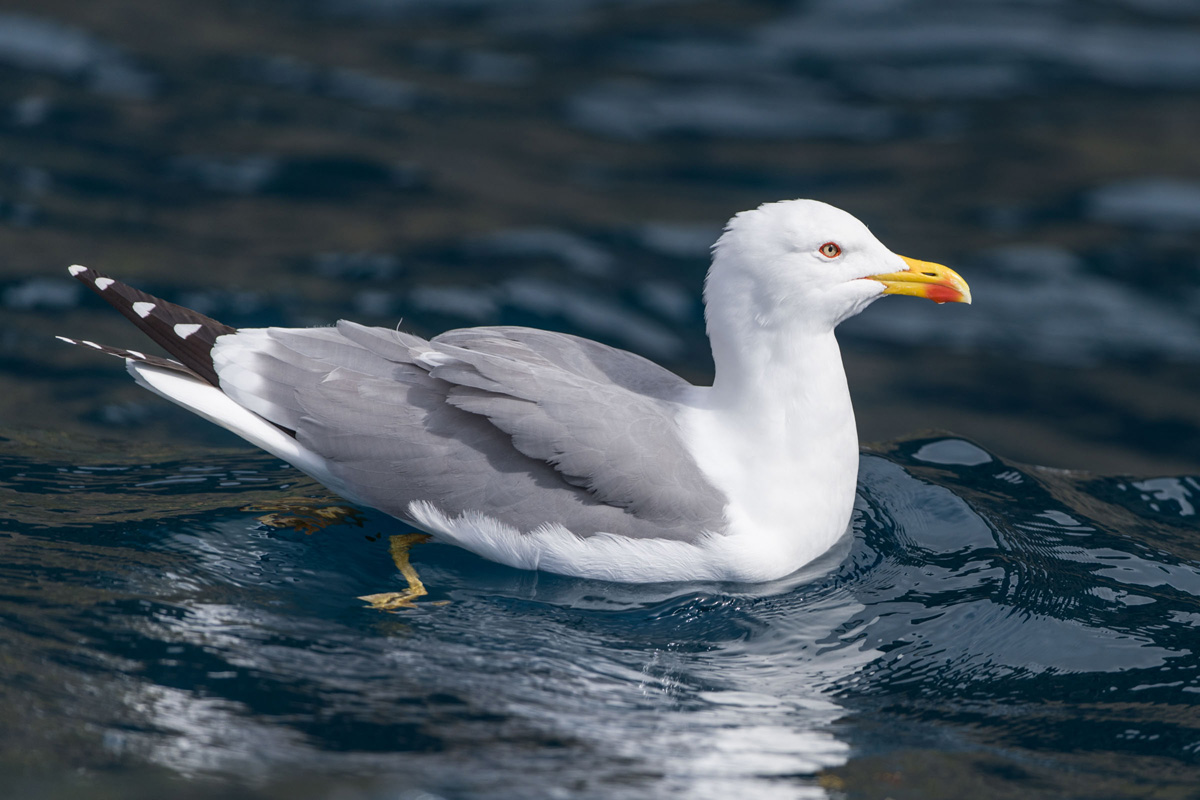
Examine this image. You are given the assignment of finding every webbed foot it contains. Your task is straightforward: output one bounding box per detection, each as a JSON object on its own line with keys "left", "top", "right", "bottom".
{"left": 359, "top": 533, "right": 434, "bottom": 611}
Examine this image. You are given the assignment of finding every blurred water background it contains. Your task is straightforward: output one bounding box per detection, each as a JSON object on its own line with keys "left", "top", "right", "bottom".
{"left": 2, "top": 0, "right": 1200, "bottom": 797}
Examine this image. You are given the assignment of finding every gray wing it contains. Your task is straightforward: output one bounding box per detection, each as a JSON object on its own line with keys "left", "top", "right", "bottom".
{"left": 213, "top": 321, "right": 728, "bottom": 541}
{"left": 425, "top": 326, "right": 723, "bottom": 525}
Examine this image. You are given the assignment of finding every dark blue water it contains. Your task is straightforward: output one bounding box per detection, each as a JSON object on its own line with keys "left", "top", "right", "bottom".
{"left": 3, "top": 433, "right": 1199, "bottom": 798}
{"left": 4, "top": 0, "right": 1200, "bottom": 796}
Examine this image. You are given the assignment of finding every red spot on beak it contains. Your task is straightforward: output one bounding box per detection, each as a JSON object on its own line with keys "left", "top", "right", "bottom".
{"left": 926, "top": 284, "right": 962, "bottom": 305}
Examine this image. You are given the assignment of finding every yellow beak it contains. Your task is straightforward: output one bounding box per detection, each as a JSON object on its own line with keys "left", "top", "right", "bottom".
{"left": 868, "top": 256, "right": 972, "bottom": 305}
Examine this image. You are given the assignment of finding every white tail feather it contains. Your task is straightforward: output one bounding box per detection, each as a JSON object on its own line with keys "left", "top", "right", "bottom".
{"left": 125, "top": 361, "right": 356, "bottom": 502}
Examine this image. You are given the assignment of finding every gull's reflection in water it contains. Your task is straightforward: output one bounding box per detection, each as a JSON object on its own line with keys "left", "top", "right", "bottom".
{"left": 103, "top": 508, "right": 876, "bottom": 799}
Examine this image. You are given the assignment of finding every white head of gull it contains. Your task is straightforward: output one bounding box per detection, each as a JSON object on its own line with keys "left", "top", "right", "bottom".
{"left": 60, "top": 199, "right": 970, "bottom": 587}
{"left": 682, "top": 199, "right": 970, "bottom": 580}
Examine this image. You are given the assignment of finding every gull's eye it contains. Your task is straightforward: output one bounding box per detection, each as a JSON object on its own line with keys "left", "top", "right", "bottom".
{"left": 819, "top": 242, "right": 841, "bottom": 259}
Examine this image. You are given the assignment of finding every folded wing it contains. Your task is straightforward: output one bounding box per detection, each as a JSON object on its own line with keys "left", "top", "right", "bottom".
{"left": 214, "top": 321, "right": 728, "bottom": 542}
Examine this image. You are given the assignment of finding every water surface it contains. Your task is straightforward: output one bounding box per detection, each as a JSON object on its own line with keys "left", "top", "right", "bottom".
{"left": 3, "top": 432, "right": 1198, "bottom": 798}
{"left": 2, "top": 0, "right": 1200, "bottom": 796}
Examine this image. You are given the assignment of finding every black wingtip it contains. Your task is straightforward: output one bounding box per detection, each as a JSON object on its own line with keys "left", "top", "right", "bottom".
{"left": 55, "top": 334, "right": 199, "bottom": 377}
{"left": 66, "top": 264, "right": 236, "bottom": 387}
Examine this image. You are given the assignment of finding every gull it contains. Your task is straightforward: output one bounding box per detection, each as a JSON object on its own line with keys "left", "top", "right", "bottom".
{"left": 59, "top": 199, "right": 970, "bottom": 587}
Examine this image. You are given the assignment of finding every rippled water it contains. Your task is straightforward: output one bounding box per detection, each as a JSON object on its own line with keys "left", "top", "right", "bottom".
{"left": 4, "top": 0, "right": 1200, "bottom": 796}
{"left": 3, "top": 432, "right": 1198, "bottom": 798}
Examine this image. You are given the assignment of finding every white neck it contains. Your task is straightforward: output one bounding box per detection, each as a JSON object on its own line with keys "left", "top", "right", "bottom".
{"left": 678, "top": 309, "right": 861, "bottom": 580}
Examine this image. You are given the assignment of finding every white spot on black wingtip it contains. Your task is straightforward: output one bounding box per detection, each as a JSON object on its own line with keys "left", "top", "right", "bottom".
{"left": 84, "top": 340, "right": 103, "bottom": 349}
{"left": 55, "top": 335, "right": 77, "bottom": 345}
{"left": 68, "top": 265, "right": 87, "bottom": 277}
{"left": 94, "top": 277, "right": 115, "bottom": 290}
{"left": 129, "top": 350, "right": 146, "bottom": 359}
{"left": 132, "top": 301, "right": 156, "bottom": 318}
{"left": 174, "top": 323, "right": 202, "bottom": 339}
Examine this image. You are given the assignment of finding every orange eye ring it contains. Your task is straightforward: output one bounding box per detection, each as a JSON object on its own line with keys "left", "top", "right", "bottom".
{"left": 819, "top": 242, "right": 841, "bottom": 258}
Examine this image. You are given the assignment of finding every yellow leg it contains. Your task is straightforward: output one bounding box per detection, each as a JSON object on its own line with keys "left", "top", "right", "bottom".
{"left": 359, "top": 533, "right": 432, "bottom": 610}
